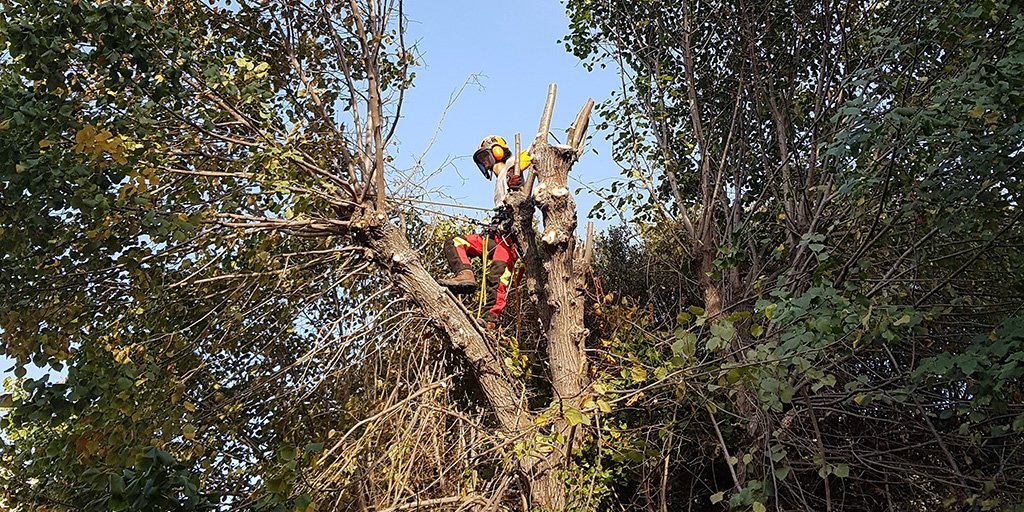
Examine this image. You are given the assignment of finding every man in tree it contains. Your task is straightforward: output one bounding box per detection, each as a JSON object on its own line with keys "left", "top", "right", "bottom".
{"left": 438, "top": 135, "right": 530, "bottom": 329}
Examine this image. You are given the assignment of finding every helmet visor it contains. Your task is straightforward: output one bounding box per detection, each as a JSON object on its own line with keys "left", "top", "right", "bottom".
{"left": 473, "top": 148, "right": 495, "bottom": 179}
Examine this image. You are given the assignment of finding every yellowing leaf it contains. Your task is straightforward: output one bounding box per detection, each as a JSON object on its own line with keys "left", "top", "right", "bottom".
{"left": 630, "top": 366, "right": 648, "bottom": 383}
{"left": 75, "top": 125, "right": 96, "bottom": 146}
{"left": 38, "top": 139, "right": 51, "bottom": 148}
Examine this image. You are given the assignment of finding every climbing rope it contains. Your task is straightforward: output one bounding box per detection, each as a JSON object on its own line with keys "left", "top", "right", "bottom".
{"left": 515, "top": 260, "right": 524, "bottom": 340}
{"left": 477, "top": 236, "right": 489, "bottom": 318}
{"left": 390, "top": 196, "right": 493, "bottom": 212}
{"left": 389, "top": 197, "right": 517, "bottom": 323}
{"left": 392, "top": 200, "right": 499, "bottom": 237}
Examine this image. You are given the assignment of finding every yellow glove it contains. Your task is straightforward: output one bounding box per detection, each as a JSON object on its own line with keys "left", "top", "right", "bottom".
{"left": 517, "top": 150, "right": 532, "bottom": 172}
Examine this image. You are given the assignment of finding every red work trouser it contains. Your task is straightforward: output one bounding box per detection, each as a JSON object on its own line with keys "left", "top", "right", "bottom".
{"left": 443, "top": 232, "right": 518, "bottom": 320}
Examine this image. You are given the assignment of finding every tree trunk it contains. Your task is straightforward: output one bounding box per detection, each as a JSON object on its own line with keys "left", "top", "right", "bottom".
{"left": 503, "top": 91, "right": 595, "bottom": 508}
{"left": 529, "top": 141, "right": 590, "bottom": 408}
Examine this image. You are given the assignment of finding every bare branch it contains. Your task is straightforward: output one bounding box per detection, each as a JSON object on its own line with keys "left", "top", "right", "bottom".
{"left": 583, "top": 221, "right": 595, "bottom": 267}
{"left": 567, "top": 98, "right": 595, "bottom": 151}
{"left": 536, "top": 83, "right": 557, "bottom": 144}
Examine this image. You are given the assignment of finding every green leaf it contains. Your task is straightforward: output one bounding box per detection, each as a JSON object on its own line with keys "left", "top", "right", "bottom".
{"left": 834, "top": 464, "right": 850, "bottom": 478}
{"left": 294, "top": 494, "right": 312, "bottom": 509}
{"left": 770, "top": 447, "right": 787, "bottom": 462}
{"left": 672, "top": 331, "right": 697, "bottom": 359}
{"left": 710, "top": 491, "right": 725, "bottom": 504}
{"left": 157, "top": 450, "right": 174, "bottom": 464}
{"left": 304, "top": 442, "right": 324, "bottom": 453}
{"left": 564, "top": 407, "right": 589, "bottom": 427}
{"left": 774, "top": 466, "right": 792, "bottom": 480}
{"left": 109, "top": 474, "right": 126, "bottom": 495}
{"left": 109, "top": 497, "right": 128, "bottom": 511}
{"left": 267, "top": 476, "right": 283, "bottom": 494}
{"left": 710, "top": 321, "right": 736, "bottom": 342}
{"left": 280, "top": 445, "right": 296, "bottom": 461}
{"left": 726, "top": 311, "right": 751, "bottom": 322}
{"left": 753, "top": 502, "right": 767, "bottom": 512}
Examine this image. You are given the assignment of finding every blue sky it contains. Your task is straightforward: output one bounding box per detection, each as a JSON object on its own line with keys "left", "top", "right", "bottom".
{"left": 0, "top": 1, "right": 623, "bottom": 384}
{"left": 394, "top": 0, "right": 621, "bottom": 216}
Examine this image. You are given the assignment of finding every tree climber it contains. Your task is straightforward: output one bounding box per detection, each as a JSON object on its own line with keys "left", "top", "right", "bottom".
{"left": 438, "top": 135, "right": 531, "bottom": 329}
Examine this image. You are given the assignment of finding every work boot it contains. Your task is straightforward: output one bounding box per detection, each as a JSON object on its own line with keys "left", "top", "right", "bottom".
{"left": 477, "top": 315, "right": 497, "bottom": 331}
{"left": 438, "top": 269, "right": 477, "bottom": 294}
{"left": 478, "top": 313, "right": 500, "bottom": 331}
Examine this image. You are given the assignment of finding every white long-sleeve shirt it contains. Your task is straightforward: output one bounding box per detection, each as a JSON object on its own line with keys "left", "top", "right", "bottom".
{"left": 492, "top": 160, "right": 517, "bottom": 208}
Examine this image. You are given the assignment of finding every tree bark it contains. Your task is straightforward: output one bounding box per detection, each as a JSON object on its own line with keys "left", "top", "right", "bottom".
{"left": 528, "top": 141, "right": 590, "bottom": 408}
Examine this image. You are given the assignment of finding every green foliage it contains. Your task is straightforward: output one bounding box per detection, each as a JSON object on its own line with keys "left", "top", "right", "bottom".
{"left": 570, "top": 0, "right": 1024, "bottom": 509}
{"left": 0, "top": 0, "right": 415, "bottom": 509}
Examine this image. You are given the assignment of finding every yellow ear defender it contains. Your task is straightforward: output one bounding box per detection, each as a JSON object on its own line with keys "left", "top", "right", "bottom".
{"left": 474, "top": 136, "right": 512, "bottom": 179}
{"left": 491, "top": 136, "right": 509, "bottom": 161}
